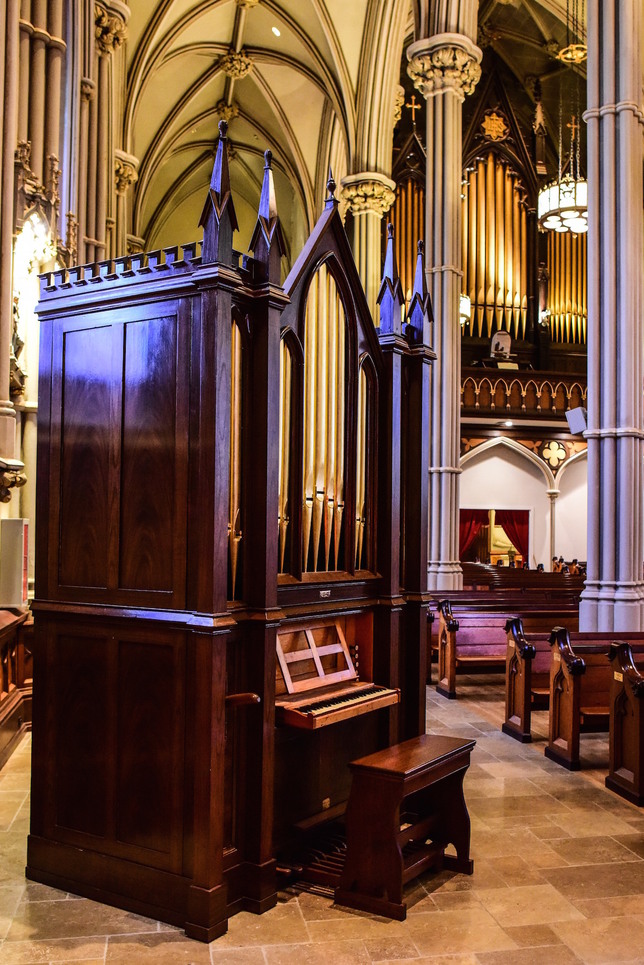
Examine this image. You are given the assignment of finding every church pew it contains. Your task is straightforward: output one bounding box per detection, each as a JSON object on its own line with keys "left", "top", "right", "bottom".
{"left": 503, "top": 617, "right": 551, "bottom": 742}
{"left": 434, "top": 601, "right": 579, "bottom": 699}
{"left": 545, "top": 628, "right": 644, "bottom": 770}
{"left": 606, "top": 642, "right": 644, "bottom": 805}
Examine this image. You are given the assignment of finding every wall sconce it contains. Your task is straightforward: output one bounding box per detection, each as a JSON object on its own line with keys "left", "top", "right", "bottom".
{"left": 459, "top": 293, "right": 471, "bottom": 328}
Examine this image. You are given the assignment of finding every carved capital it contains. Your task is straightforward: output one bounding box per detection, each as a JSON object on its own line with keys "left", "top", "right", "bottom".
{"left": 81, "top": 77, "right": 96, "bottom": 101}
{"left": 95, "top": 4, "right": 127, "bottom": 54}
{"left": 235, "top": 0, "right": 259, "bottom": 6}
{"left": 393, "top": 85, "right": 405, "bottom": 128}
{"left": 407, "top": 34, "right": 482, "bottom": 103}
{"left": 341, "top": 172, "right": 396, "bottom": 217}
{"left": 216, "top": 99, "right": 239, "bottom": 123}
{"left": 114, "top": 151, "right": 139, "bottom": 194}
{"left": 0, "top": 460, "right": 26, "bottom": 503}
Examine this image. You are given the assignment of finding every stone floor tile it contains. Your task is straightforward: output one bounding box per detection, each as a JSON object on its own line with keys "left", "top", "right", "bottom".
{"left": 570, "top": 895, "right": 644, "bottom": 919}
{"left": 263, "top": 939, "right": 372, "bottom": 964}
{"left": 542, "top": 861, "right": 644, "bottom": 901}
{"left": 209, "top": 950, "right": 267, "bottom": 964}
{"left": 106, "top": 931, "right": 211, "bottom": 962}
{"left": 362, "top": 936, "right": 420, "bottom": 961}
{"left": 549, "top": 835, "right": 640, "bottom": 866}
{"left": 404, "top": 906, "right": 518, "bottom": 955}
{"left": 475, "top": 946, "right": 583, "bottom": 964}
{"left": 210, "top": 904, "right": 311, "bottom": 948}
{"left": 482, "top": 855, "right": 545, "bottom": 887}
{"left": 0, "top": 937, "right": 107, "bottom": 963}
{"left": 5, "top": 897, "right": 159, "bottom": 942}
{"left": 476, "top": 883, "right": 584, "bottom": 927}
{"left": 551, "top": 916, "right": 644, "bottom": 964}
{"left": 305, "top": 916, "right": 408, "bottom": 943}
{"left": 0, "top": 794, "right": 28, "bottom": 833}
{"left": 502, "top": 923, "right": 565, "bottom": 947}
{"left": 550, "top": 807, "right": 638, "bottom": 839}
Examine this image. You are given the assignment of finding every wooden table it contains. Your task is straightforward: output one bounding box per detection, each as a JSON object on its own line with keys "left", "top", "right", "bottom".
{"left": 335, "top": 733, "right": 475, "bottom": 920}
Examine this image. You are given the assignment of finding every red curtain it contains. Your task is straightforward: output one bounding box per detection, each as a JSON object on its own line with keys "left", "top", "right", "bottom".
{"left": 496, "top": 509, "right": 529, "bottom": 561}
{"left": 459, "top": 509, "right": 489, "bottom": 559}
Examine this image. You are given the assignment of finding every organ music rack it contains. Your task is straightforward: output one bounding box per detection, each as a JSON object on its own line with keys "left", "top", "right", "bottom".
{"left": 27, "top": 122, "right": 434, "bottom": 942}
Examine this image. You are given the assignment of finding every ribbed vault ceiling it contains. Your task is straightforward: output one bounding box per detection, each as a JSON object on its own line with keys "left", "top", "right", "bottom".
{"left": 123, "top": 0, "right": 580, "bottom": 264}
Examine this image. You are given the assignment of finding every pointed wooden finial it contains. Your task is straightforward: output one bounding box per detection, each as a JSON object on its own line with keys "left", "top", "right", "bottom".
{"left": 325, "top": 167, "right": 337, "bottom": 209}
{"left": 377, "top": 223, "right": 404, "bottom": 335}
{"left": 405, "top": 239, "right": 433, "bottom": 344}
{"left": 249, "top": 148, "right": 286, "bottom": 281}
{"left": 199, "top": 119, "right": 238, "bottom": 262}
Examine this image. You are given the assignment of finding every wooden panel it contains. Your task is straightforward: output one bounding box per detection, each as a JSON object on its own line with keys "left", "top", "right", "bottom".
{"left": 59, "top": 326, "right": 112, "bottom": 588}
{"left": 119, "top": 316, "right": 178, "bottom": 592}
{"left": 116, "top": 637, "right": 184, "bottom": 861}
{"left": 54, "top": 633, "right": 110, "bottom": 837}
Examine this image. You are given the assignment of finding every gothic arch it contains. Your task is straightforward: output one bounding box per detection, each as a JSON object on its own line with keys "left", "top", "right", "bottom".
{"left": 461, "top": 435, "right": 556, "bottom": 490}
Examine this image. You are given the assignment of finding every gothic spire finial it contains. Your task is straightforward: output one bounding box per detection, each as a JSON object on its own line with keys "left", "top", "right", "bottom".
{"left": 377, "top": 222, "right": 404, "bottom": 335}
{"left": 249, "top": 147, "right": 286, "bottom": 280}
{"left": 406, "top": 237, "right": 432, "bottom": 344}
{"left": 199, "top": 118, "right": 238, "bottom": 262}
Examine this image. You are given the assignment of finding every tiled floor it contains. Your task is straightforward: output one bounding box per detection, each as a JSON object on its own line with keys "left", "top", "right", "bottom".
{"left": 3, "top": 678, "right": 644, "bottom": 963}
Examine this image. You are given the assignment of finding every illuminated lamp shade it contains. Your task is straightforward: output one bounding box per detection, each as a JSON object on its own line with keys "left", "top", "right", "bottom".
{"left": 538, "top": 175, "right": 588, "bottom": 235}
{"left": 459, "top": 292, "right": 471, "bottom": 327}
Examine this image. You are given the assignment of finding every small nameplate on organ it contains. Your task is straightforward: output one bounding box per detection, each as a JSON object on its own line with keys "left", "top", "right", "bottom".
{"left": 320, "top": 589, "right": 331, "bottom": 598}
{"left": 614, "top": 671, "right": 624, "bottom": 682}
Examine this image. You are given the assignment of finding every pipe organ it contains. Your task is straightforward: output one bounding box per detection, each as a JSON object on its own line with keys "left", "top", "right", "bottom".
{"left": 546, "top": 231, "right": 587, "bottom": 343}
{"left": 461, "top": 153, "right": 528, "bottom": 339}
{"left": 389, "top": 178, "right": 426, "bottom": 308}
{"left": 28, "top": 125, "right": 433, "bottom": 942}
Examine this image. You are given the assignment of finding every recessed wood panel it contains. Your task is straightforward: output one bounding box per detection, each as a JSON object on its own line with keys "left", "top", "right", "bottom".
{"left": 59, "top": 327, "right": 112, "bottom": 588}
{"left": 119, "top": 316, "right": 178, "bottom": 592}
{"left": 54, "top": 634, "right": 110, "bottom": 836}
{"left": 116, "top": 638, "right": 183, "bottom": 858}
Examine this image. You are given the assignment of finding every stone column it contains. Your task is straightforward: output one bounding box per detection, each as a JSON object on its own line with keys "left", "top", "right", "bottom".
{"left": 580, "top": 0, "right": 644, "bottom": 630}
{"left": 341, "top": 172, "right": 395, "bottom": 321}
{"left": 407, "top": 33, "right": 481, "bottom": 591}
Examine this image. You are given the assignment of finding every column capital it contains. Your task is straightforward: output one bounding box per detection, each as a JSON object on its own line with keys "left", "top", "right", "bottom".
{"left": 114, "top": 150, "right": 139, "bottom": 195}
{"left": 407, "top": 34, "right": 482, "bottom": 102}
{"left": 95, "top": 3, "right": 128, "bottom": 55}
{"left": 393, "top": 85, "right": 405, "bottom": 128}
{"left": 341, "top": 172, "right": 396, "bottom": 217}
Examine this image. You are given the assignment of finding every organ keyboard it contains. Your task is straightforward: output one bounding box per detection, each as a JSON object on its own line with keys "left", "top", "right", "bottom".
{"left": 275, "top": 619, "right": 399, "bottom": 730}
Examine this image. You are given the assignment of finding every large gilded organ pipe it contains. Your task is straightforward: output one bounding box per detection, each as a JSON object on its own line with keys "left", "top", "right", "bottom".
{"left": 278, "top": 339, "right": 292, "bottom": 573}
{"left": 461, "top": 152, "right": 529, "bottom": 340}
{"left": 547, "top": 231, "right": 587, "bottom": 343}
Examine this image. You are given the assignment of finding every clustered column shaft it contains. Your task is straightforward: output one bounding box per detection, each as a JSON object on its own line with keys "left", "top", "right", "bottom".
{"left": 580, "top": 0, "right": 644, "bottom": 630}
{"left": 407, "top": 32, "right": 481, "bottom": 591}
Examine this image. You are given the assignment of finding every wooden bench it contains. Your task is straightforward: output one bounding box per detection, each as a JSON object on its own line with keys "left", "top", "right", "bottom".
{"left": 546, "top": 628, "right": 644, "bottom": 770}
{"left": 434, "top": 600, "right": 579, "bottom": 699}
{"left": 335, "top": 733, "right": 475, "bottom": 920}
{"left": 503, "top": 617, "right": 552, "bottom": 743}
{"left": 606, "top": 642, "right": 644, "bottom": 805}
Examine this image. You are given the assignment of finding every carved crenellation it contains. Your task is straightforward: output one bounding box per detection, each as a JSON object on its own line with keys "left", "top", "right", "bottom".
{"left": 341, "top": 173, "right": 396, "bottom": 217}
{"left": 95, "top": 4, "right": 127, "bottom": 54}
{"left": 219, "top": 47, "right": 253, "bottom": 79}
{"left": 407, "top": 35, "right": 482, "bottom": 103}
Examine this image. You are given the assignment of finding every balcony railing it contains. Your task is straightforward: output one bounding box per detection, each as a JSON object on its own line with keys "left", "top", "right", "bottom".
{"left": 461, "top": 367, "right": 587, "bottom": 419}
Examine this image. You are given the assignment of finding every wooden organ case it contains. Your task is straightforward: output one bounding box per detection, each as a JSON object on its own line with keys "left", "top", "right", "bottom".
{"left": 27, "top": 124, "right": 434, "bottom": 942}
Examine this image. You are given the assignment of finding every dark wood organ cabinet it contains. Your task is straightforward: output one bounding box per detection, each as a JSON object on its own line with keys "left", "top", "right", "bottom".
{"left": 27, "top": 126, "right": 434, "bottom": 941}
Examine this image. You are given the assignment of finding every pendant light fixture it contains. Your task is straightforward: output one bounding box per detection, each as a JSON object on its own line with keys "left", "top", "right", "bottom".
{"left": 537, "top": 0, "right": 587, "bottom": 234}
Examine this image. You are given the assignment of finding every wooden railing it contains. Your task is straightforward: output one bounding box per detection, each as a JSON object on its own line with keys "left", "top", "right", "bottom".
{"left": 462, "top": 368, "right": 586, "bottom": 418}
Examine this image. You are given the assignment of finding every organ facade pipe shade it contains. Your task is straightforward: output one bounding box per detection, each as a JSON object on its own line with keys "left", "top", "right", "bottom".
{"left": 547, "top": 230, "right": 587, "bottom": 343}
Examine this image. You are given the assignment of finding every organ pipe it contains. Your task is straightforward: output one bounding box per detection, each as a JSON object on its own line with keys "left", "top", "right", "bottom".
{"left": 390, "top": 177, "right": 425, "bottom": 309}
{"left": 461, "top": 152, "right": 529, "bottom": 340}
{"left": 547, "top": 231, "right": 587, "bottom": 343}
{"left": 302, "top": 264, "right": 345, "bottom": 573}
{"left": 278, "top": 338, "right": 291, "bottom": 573}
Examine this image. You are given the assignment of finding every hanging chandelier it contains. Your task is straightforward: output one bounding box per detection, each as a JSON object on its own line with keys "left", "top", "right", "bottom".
{"left": 538, "top": 0, "right": 587, "bottom": 234}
